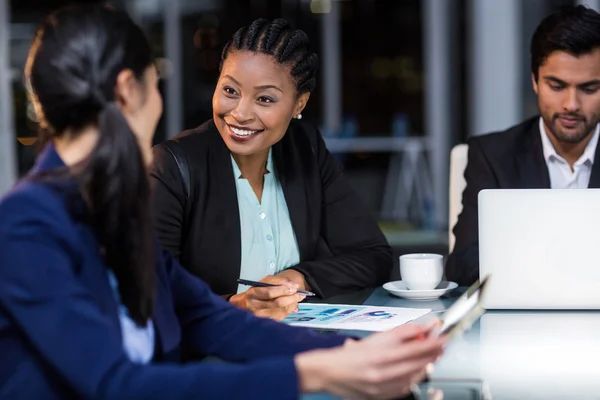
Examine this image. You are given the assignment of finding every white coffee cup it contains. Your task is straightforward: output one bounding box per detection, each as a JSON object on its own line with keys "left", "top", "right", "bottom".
{"left": 400, "top": 253, "right": 444, "bottom": 290}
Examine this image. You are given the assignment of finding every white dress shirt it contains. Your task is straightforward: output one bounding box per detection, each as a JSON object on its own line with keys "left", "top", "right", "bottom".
{"left": 539, "top": 117, "right": 599, "bottom": 189}
{"left": 107, "top": 270, "right": 155, "bottom": 364}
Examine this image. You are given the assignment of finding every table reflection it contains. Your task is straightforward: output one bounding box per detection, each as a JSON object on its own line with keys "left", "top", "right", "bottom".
{"left": 477, "top": 312, "right": 600, "bottom": 399}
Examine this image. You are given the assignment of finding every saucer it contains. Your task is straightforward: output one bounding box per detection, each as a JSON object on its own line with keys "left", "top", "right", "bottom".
{"left": 383, "top": 281, "right": 458, "bottom": 301}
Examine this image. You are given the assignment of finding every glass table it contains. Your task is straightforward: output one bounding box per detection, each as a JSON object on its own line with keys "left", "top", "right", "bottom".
{"left": 304, "top": 286, "right": 600, "bottom": 400}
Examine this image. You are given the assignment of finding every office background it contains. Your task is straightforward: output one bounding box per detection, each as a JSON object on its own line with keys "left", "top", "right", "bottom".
{"left": 1, "top": 0, "right": 597, "bottom": 258}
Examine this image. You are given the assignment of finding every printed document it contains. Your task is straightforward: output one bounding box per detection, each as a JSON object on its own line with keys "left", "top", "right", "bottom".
{"left": 282, "top": 304, "right": 430, "bottom": 331}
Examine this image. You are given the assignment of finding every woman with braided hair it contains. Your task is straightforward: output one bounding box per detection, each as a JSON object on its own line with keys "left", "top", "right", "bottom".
{"left": 0, "top": 6, "right": 445, "bottom": 399}
{"left": 152, "top": 18, "right": 393, "bottom": 321}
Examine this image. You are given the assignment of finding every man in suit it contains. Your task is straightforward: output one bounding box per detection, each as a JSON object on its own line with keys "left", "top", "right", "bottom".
{"left": 446, "top": 5, "right": 600, "bottom": 286}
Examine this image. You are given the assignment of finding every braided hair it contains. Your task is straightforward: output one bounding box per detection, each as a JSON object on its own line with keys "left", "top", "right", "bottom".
{"left": 220, "top": 18, "right": 319, "bottom": 94}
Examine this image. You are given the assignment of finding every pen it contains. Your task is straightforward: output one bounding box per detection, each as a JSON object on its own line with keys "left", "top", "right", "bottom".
{"left": 237, "top": 278, "right": 316, "bottom": 296}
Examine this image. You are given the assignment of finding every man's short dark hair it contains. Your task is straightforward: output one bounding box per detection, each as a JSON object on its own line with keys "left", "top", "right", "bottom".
{"left": 531, "top": 5, "right": 600, "bottom": 81}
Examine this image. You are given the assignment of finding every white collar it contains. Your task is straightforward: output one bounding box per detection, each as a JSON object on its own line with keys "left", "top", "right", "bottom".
{"left": 539, "top": 117, "right": 599, "bottom": 166}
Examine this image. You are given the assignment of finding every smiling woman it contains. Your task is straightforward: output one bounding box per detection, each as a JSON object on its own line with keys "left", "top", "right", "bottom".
{"left": 151, "top": 18, "right": 393, "bottom": 323}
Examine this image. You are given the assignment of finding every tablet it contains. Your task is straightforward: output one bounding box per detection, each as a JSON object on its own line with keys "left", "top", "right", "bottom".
{"left": 435, "top": 276, "right": 490, "bottom": 338}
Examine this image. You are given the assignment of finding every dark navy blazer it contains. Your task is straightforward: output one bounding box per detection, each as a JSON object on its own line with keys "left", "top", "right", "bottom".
{"left": 0, "top": 144, "right": 345, "bottom": 399}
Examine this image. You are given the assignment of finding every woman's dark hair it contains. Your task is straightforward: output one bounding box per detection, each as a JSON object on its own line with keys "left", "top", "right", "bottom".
{"left": 531, "top": 5, "right": 600, "bottom": 81}
{"left": 25, "top": 3, "right": 155, "bottom": 326}
{"left": 220, "top": 18, "right": 319, "bottom": 94}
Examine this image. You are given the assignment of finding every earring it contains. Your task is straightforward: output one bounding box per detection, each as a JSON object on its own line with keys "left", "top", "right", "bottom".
{"left": 297, "top": 113, "right": 303, "bottom": 120}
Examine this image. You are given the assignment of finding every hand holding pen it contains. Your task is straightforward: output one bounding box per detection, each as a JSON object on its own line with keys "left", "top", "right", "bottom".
{"left": 237, "top": 278, "right": 316, "bottom": 296}
{"left": 228, "top": 275, "right": 310, "bottom": 321}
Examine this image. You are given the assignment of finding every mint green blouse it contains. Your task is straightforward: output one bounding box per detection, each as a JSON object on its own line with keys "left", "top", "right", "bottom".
{"left": 231, "top": 149, "right": 301, "bottom": 294}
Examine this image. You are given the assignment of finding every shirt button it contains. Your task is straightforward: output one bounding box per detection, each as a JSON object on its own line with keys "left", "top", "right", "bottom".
{"left": 266, "top": 234, "right": 273, "bottom": 241}
{"left": 259, "top": 212, "right": 266, "bottom": 219}
{"left": 269, "top": 262, "right": 275, "bottom": 269}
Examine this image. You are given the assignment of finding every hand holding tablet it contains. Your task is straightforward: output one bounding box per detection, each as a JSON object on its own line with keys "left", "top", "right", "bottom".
{"left": 409, "top": 276, "right": 490, "bottom": 342}
{"left": 434, "top": 276, "right": 490, "bottom": 338}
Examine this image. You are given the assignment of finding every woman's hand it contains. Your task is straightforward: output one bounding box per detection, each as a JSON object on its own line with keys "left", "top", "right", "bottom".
{"left": 295, "top": 323, "right": 447, "bottom": 399}
{"left": 229, "top": 275, "right": 306, "bottom": 320}
{"left": 276, "top": 268, "right": 310, "bottom": 291}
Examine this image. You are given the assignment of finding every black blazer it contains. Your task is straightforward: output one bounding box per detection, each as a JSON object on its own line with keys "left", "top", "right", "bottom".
{"left": 446, "top": 116, "right": 600, "bottom": 286}
{"left": 150, "top": 119, "right": 392, "bottom": 298}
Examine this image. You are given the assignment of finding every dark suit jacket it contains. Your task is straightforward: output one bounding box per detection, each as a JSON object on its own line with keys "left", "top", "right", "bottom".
{"left": 150, "top": 119, "right": 392, "bottom": 298}
{"left": 445, "top": 116, "right": 600, "bottom": 286}
{"left": 0, "top": 144, "right": 345, "bottom": 399}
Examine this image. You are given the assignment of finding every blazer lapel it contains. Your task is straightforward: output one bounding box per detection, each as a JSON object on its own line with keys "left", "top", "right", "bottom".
{"left": 588, "top": 136, "right": 600, "bottom": 188}
{"left": 204, "top": 133, "right": 242, "bottom": 294}
{"left": 273, "top": 131, "right": 312, "bottom": 261}
{"left": 516, "top": 122, "right": 551, "bottom": 189}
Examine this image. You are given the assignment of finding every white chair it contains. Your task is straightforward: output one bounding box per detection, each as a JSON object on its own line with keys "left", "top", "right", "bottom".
{"left": 448, "top": 144, "right": 469, "bottom": 252}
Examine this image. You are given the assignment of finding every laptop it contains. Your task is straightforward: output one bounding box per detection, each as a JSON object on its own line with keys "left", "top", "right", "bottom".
{"left": 478, "top": 189, "right": 600, "bottom": 309}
